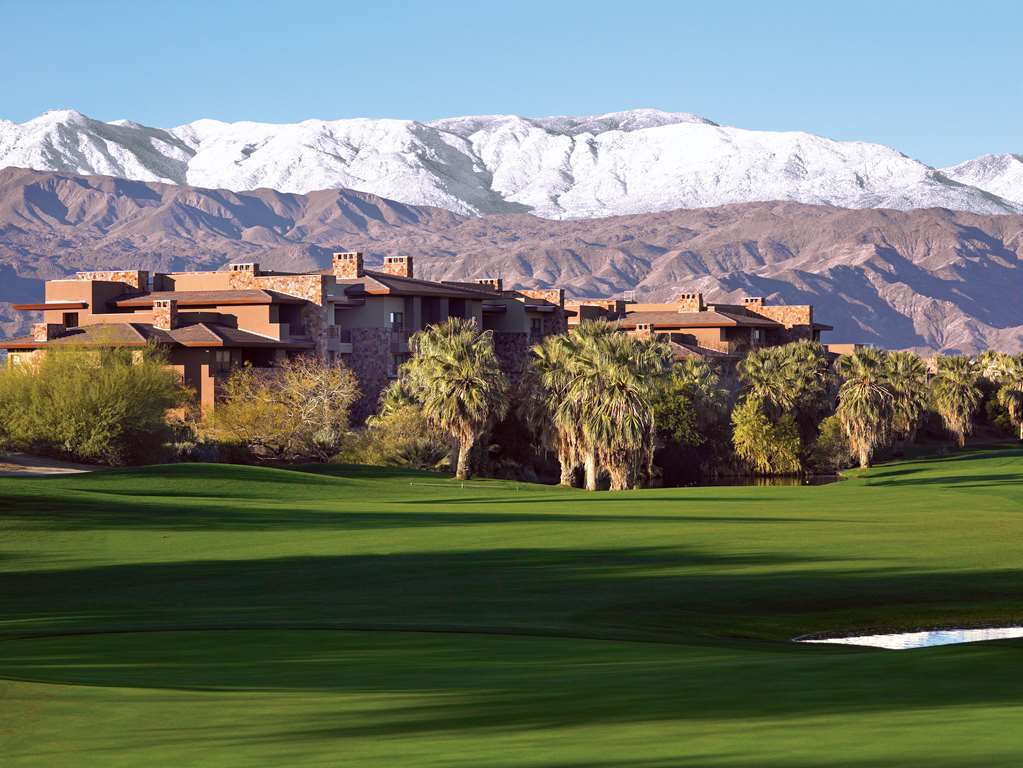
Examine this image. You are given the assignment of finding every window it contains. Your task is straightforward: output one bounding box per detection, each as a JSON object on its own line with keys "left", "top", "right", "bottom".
{"left": 751, "top": 328, "right": 764, "bottom": 344}
{"left": 388, "top": 354, "right": 405, "bottom": 378}
{"left": 530, "top": 317, "right": 543, "bottom": 339}
{"left": 389, "top": 311, "right": 404, "bottom": 332}
{"left": 62, "top": 312, "right": 79, "bottom": 328}
{"left": 214, "top": 349, "right": 233, "bottom": 374}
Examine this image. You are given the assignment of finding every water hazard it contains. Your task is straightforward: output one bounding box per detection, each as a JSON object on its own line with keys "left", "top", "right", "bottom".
{"left": 798, "top": 626, "right": 1023, "bottom": 650}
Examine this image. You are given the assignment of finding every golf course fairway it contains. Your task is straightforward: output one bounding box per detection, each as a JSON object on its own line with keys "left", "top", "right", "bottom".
{"left": 2, "top": 448, "right": 1022, "bottom": 766}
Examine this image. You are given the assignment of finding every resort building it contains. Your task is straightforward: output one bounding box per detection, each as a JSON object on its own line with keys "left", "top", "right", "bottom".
{"left": 566, "top": 292, "right": 832, "bottom": 359}
{"left": 1, "top": 258, "right": 836, "bottom": 418}
{"left": 0, "top": 254, "right": 568, "bottom": 419}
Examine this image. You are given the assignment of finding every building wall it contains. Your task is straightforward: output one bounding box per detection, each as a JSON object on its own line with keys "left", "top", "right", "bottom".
{"left": 346, "top": 327, "right": 394, "bottom": 422}
{"left": 492, "top": 331, "right": 532, "bottom": 383}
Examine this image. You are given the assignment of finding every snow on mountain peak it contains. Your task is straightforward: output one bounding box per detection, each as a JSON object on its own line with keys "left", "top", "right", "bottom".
{"left": 0, "top": 108, "right": 1019, "bottom": 219}
{"left": 941, "top": 154, "right": 1023, "bottom": 205}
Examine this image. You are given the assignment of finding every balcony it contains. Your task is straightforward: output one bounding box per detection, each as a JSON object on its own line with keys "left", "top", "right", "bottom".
{"left": 327, "top": 325, "right": 353, "bottom": 353}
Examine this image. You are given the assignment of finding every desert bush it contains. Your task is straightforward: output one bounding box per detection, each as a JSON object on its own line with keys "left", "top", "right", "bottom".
{"left": 205, "top": 357, "right": 359, "bottom": 461}
{"left": 0, "top": 345, "right": 189, "bottom": 465}
{"left": 338, "top": 405, "right": 449, "bottom": 470}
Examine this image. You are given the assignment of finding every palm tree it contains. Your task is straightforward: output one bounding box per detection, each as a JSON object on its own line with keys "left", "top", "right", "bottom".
{"left": 884, "top": 351, "right": 929, "bottom": 442}
{"left": 737, "top": 346, "right": 797, "bottom": 416}
{"left": 995, "top": 354, "right": 1023, "bottom": 441}
{"left": 542, "top": 321, "right": 670, "bottom": 491}
{"left": 404, "top": 318, "right": 508, "bottom": 480}
{"left": 522, "top": 334, "right": 582, "bottom": 486}
{"left": 930, "top": 355, "right": 981, "bottom": 448}
{"left": 564, "top": 328, "right": 670, "bottom": 490}
{"left": 736, "top": 341, "right": 831, "bottom": 472}
{"left": 835, "top": 348, "right": 893, "bottom": 468}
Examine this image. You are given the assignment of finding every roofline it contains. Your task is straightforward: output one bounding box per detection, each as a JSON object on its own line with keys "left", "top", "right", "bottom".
{"left": 12, "top": 302, "right": 88, "bottom": 311}
{"left": 112, "top": 294, "right": 306, "bottom": 308}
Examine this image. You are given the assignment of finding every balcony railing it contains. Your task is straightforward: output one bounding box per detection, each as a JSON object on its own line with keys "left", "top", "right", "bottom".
{"left": 326, "top": 326, "right": 352, "bottom": 342}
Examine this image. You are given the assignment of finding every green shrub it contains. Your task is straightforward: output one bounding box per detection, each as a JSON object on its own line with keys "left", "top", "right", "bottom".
{"left": 731, "top": 394, "right": 802, "bottom": 475}
{"left": 337, "top": 405, "right": 450, "bottom": 470}
{"left": 0, "top": 345, "right": 189, "bottom": 465}
{"left": 809, "top": 415, "right": 853, "bottom": 473}
{"left": 204, "top": 357, "right": 360, "bottom": 461}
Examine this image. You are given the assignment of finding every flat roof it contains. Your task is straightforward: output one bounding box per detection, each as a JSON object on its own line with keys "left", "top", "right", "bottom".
{"left": 112, "top": 290, "right": 306, "bottom": 308}
{"left": 11, "top": 301, "right": 88, "bottom": 311}
{"left": 617, "top": 309, "right": 782, "bottom": 329}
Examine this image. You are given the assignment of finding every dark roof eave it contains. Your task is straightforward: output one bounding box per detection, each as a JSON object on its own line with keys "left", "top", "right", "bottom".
{"left": 12, "top": 302, "right": 88, "bottom": 311}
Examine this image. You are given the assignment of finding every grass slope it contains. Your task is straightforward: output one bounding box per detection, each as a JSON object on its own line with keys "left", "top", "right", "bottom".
{"left": 1, "top": 449, "right": 1022, "bottom": 766}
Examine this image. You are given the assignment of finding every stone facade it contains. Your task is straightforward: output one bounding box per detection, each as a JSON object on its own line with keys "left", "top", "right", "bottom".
{"left": 75, "top": 270, "right": 149, "bottom": 289}
{"left": 225, "top": 269, "right": 332, "bottom": 356}
{"left": 332, "top": 251, "right": 364, "bottom": 279}
{"left": 751, "top": 303, "right": 812, "bottom": 328}
{"left": 32, "top": 323, "right": 65, "bottom": 342}
{"left": 382, "top": 255, "right": 413, "bottom": 278}
{"left": 492, "top": 331, "right": 532, "bottom": 383}
{"left": 674, "top": 292, "right": 705, "bottom": 312}
{"left": 153, "top": 299, "right": 177, "bottom": 331}
{"left": 518, "top": 288, "right": 564, "bottom": 308}
{"left": 346, "top": 327, "right": 394, "bottom": 422}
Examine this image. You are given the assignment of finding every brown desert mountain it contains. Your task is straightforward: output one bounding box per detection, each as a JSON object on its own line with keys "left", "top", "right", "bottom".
{"left": 1, "top": 166, "right": 1022, "bottom": 353}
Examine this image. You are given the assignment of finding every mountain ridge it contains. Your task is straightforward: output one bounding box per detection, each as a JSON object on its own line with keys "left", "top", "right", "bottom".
{"left": 1, "top": 108, "right": 1020, "bottom": 219}
{"left": 2, "top": 167, "right": 1022, "bottom": 354}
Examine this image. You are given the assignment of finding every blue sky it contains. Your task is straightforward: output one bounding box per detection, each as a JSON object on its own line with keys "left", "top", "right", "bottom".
{"left": 1, "top": 0, "right": 1019, "bottom": 166}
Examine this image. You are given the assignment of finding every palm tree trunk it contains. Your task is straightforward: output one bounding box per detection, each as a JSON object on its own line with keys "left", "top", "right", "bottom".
{"left": 608, "top": 462, "right": 629, "bottom": 491}
{"left": 455, "top": 434, "right": 475, "bottom": 480}
{"left": 558, "top": 457, "right": 576, "bottom": 487}
{"left": 584, "top": 451, "right": 599, "bottom": 491}
{"left": 859, "top": 447, "right": 870, "bottom": 469}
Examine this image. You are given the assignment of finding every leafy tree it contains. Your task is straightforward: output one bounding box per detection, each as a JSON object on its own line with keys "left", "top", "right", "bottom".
{"left": 0, "top": 344, "right": 189, "bottom": 465}
{"left": 401, "top": 318, "right": 508, "bottom": 480}
{"left": 653, "top": 357, "right": 730, "bottom": 484}
{"left": 341, "top": 404, "right": 450, "bottom": 469}
{"left": 208, "top": 356, "right": 360, "bottom": 460}
{"left": 730, "top": 393, "right": 802, "bottom": 475}
{"left": 810, "top": 414, "right": 854, "bottom": 473}
{"left": 835, "top": 348, "right": 893, "bottom": 468}
{"left": 930, "top": 355, "right": 982, "bottom": 448}
{"left": 733, "top": 341, "right": 831, "bottom": 473}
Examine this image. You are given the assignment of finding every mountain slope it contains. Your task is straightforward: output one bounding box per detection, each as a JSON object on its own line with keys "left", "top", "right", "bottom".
{"left": 0, "top": 109, "right": 1018, "bottom": 219}
{"left": 942, "top": 154, "right": 1023, "bottom": 206}
{"left": 2, "top": 168, "right": 1023, "bottom": 353}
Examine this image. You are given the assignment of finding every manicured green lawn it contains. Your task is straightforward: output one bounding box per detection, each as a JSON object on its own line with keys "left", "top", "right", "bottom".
{"left": 1, "top": 449, "right": 1022, "bottom": 766}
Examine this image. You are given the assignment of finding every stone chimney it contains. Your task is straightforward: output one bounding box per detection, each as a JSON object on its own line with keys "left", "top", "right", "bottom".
{"left": 674, "top": 292, "right": 704, "bottom": 313}
{"left": 227, "top": 262, "right": 259, "bottom": 288}
{"left": 153, "top": 299, "right": 178, "bottom": 330}
{"left": 476, "top": 277, "right": 503, "bottom": 292}
{"left": 332, "top": 251, "right": 364, "bottom": 279}
{"left": 634, "top": 322, "right": 655, "bottom": 338}
{"left": 742, "top": 296, "right": 765, "bottom": 309}
{"left": 382, "top": 255, "right": 413, "bottom": 278}
{"left": 32, "top": 322, "right": 66, "bottom": 342}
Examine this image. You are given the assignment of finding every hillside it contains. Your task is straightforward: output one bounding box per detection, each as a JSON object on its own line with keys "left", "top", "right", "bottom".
{"left": 1, "top": 108, "right": 1019, "bottom": 218}
{"left": 2, "top": 167, "right": 1023, "bottom": 352}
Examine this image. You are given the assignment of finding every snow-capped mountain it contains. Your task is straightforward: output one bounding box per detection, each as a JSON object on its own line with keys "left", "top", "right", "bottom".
{"left": 941, "top": 154, "right": 1023, "bottom": 206}
{"left": 0, "top": 108, "right": 1019, "bottom": 219}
